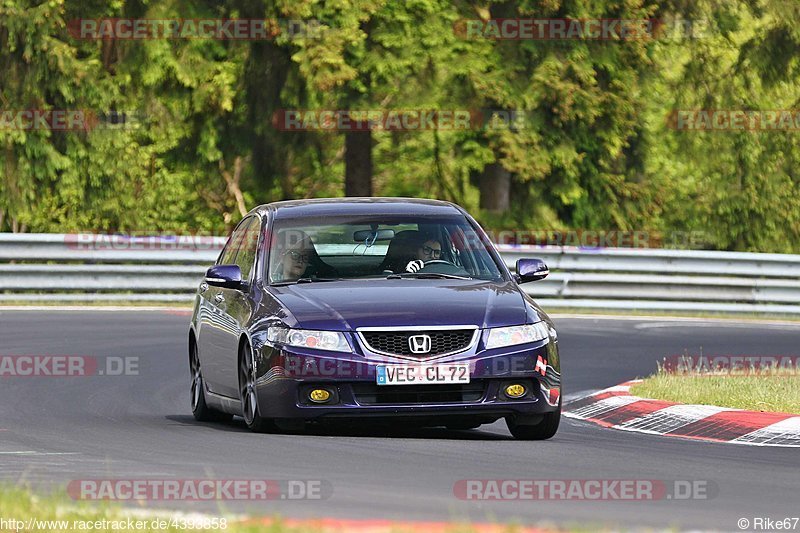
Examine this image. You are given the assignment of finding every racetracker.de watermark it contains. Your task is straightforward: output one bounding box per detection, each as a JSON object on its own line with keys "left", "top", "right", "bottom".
{"left": 0, "top": 356, "right": 138, "bottom": 377}
{"left": 64, "top": 232, "right": 227, "bottom": 252}
{"left": 454, "top": 479, "right": 717, "bottom": 500}
{"left": 67, "top": 18, "right": 327, "bottom": 40}
{"left": 486, "top": 229, "right": 707, "bottom": 249}
{"left": 67, "top": 479, "right": 331, "bottom": 501}
{"left": 0, "top": 110, "right": 139, "bottom": 131}
{"left": 272, "top": 354, "right": 552, "bottom": 379}
{"left": 668, "top": 109, "right": 800, "bottom": 131}
{"left": 272, "top": 109, "right": 531, "bottom": 131}
{"left": 662, "top": 355, "right": 800, "bottom": 375}
{"left": 454, "top": 18, "right": 711, "bottom": 40}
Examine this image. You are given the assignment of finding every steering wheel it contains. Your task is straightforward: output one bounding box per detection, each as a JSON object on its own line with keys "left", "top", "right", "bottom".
{"left": 422, "top": 259, "right": 458, "bottom": 267}
{"left": 418, "top": 259, "right": 470, "bottom": 276}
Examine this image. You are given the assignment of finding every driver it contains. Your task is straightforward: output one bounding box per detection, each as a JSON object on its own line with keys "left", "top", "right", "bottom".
{"left": 405, "top": 237, "right": 443, "bottom": 273}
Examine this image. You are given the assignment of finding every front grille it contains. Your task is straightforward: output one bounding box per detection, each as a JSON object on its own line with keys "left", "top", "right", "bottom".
{"left": 352, "top": 381, "right": 487, "bottom": 405}
{"left": 359, "top": 329, "right": 475, "bottom": 358}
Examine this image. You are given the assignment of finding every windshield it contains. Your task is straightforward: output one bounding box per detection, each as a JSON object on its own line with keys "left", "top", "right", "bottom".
{"left": 266, "top": 215, "right": 505, "bottom": 284}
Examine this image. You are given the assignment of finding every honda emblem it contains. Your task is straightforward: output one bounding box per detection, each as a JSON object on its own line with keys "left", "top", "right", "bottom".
{"left": 408, "top": 334, "right": 432, "bottom": 354}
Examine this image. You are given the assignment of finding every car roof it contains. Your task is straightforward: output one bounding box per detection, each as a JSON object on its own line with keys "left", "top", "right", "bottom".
{"left": 252, "top": 197, "right": 465, "bottom": 220}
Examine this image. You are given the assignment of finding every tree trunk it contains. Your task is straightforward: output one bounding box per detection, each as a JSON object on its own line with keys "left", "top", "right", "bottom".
{"left": 345, "top": 130, "right": 373, "bottom": 197}
{"left": 478, "top": 162, "right": 511, "bottom": 212}
{"left": 219, "top": 156, "right": 248, "bottom": 217}
{"left": 243, "top": 39, "right": 291, "bottom": 196}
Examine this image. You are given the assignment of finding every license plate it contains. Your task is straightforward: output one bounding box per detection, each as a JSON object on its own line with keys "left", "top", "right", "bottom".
{"left": 376, "top": 364, "right": 470, "bottom": 386}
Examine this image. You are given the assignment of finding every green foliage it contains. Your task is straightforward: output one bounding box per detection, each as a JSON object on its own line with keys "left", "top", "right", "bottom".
{"left": 0, "top": 0, "right": 798, "bottom": 252}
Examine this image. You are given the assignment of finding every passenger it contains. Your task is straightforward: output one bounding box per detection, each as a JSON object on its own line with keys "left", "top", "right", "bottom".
{"left": 270, "top": 231, "right": 336, "bottom": 282}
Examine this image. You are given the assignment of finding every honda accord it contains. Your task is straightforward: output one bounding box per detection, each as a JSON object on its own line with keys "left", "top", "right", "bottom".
{"left": 188, "top": 198, "right": 561, "bottom": 439}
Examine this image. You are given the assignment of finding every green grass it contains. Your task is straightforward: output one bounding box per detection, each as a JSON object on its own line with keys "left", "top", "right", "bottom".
{"left": 0, "top": 486, "right": 283, "bottom": 532}
{"left": 630, "top": 371, "right": 800, "bottom": 414}
{"left": 0, "top": 486, "right": 555, "bottom": 533}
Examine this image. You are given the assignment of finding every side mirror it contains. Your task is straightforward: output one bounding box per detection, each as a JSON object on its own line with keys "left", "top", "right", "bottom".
{"left": 515, "top": 258, "right": 549, "bottom": 283}
{"left": 205, "top": 264, "right": 245, "bottom": 289}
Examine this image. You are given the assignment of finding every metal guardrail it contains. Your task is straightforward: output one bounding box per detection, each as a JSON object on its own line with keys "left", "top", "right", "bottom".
{"left": 2, "top": 233, "right": 800, "bottom": 314}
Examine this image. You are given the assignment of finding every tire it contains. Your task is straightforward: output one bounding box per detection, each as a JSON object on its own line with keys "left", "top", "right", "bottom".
{"left": 190, "top": 339, "right": 232, "bottom": 423}
{"left": 239, "top": 342, "right": 279, "bottom": 433}
{"left": 506, "top": 405, "right": 561, "bottom": 440}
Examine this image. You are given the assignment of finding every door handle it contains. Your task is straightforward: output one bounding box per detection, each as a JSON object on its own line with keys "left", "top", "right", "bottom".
{"left": 214, "top": 293, "right": 225, "bottom": 304}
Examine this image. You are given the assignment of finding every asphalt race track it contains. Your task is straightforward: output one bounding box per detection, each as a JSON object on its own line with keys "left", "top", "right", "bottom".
{"left": 1, "top": 310, "right": 798, "bottom": 530}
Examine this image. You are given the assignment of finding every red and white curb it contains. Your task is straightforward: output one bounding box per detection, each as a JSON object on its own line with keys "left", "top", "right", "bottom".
{"left": 564, "top": 381, "right": 800, "bottom": 447}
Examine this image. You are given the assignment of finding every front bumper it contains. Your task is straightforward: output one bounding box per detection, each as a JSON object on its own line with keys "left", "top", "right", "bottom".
{"left": 252, "top": 338, "right": 561, "bottom": 421}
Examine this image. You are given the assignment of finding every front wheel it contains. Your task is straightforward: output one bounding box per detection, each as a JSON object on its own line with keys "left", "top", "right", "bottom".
{"left": 506, "top": 407, "right": 560, "bottom": 440}
{"left": 190, "top": 341, "right": 232, "bottom": 423}
{"left": 239, "top": 343, "right": 278, "bottom": 433}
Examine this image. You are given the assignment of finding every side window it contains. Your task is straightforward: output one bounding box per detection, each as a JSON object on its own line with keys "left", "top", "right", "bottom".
{"left": 234, "top": 217, "right": 260, "bottom": 281}
{"left": 218, "top": 218, "right": 250, "bottom": 265}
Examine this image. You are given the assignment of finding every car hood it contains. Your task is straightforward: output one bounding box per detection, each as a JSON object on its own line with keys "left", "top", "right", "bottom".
{"left": 268, "top": 279, "right": 531, "bottom": 330}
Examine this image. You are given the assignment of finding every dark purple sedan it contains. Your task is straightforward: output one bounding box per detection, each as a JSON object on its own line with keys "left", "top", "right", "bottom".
{"left": 188, "top": 198, "right": 561, "bottom": 439}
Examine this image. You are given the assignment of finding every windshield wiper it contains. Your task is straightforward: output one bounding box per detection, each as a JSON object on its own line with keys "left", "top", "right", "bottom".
{"left": 273, "top": 277, "right": 341, "bottom": 286}
{"left": 386, "top": 272, "right": 473, "bottom": 280}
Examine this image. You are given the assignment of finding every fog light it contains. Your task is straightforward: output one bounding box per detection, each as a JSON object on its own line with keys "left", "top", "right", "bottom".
{"left": 505, "top": 384, "right": 527, "bottom": 398}
{"left": 309, "top": 389, "right": 331, "bottom": 403}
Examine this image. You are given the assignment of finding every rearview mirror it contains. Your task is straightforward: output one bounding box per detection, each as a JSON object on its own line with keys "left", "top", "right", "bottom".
{"left": 205, "top": 264, "right": 245, "bottom": 289}
{"left": 515, "top": 258, "right": 549, "bottom": 283}
{"left": 353, "top": 229, "right": 395, "bottom": 242}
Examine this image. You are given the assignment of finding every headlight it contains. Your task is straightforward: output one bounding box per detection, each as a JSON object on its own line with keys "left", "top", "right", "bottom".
{"left": 266, "top": 327, "right": 350, "bottom": 352}
{"left": 485, "top": 322, "right": 550, "bottom": 349}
